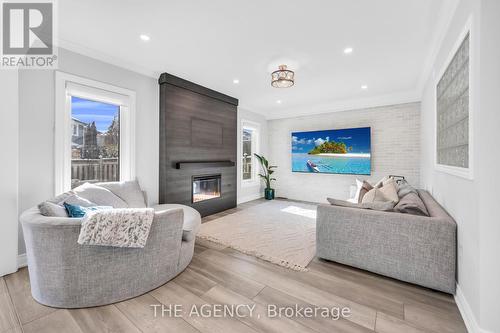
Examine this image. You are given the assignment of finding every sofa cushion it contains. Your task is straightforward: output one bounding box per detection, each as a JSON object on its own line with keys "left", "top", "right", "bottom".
{"left": 73, "top": 183, "right": 128, "bottom": 208}
{"left": 96, "top": 180, "right": 147, "bottom": 208}
{"left": 394, "top": 192, "right": 429, "bottom": 216}
{"left": 327, "top": 198, "right": 395, "bottom": 211}
{"left": 152, "top": 204, "right": 201, "bottom": 242}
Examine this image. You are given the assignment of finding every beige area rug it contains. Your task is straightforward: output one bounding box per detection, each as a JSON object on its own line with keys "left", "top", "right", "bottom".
{"left": 197, "top": 200, "right": 317, "bottom": 271}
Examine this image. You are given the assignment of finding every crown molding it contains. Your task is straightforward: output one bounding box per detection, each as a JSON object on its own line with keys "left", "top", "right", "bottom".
{"left": 57, "top": 39, "right": 160, "bottom": 79}
{"left": 261, "top": 89, "right": 420, "bottom": 120}
{"left": 416, "top": 0, "right": 461, "bottom": 96}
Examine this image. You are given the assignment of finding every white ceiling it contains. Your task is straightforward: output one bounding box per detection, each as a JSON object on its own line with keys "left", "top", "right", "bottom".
{"left": 59, "top": 0, "right": 451, "bottom": 118}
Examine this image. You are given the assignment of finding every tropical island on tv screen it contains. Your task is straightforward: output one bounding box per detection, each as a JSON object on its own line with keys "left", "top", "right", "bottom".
{"left": 291, "top": 127, "right": 371, "bottom": 175}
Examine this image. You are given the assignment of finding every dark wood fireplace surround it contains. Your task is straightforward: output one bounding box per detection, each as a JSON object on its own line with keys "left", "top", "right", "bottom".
{"left": 159, "top": 73, "right": 238, "bottom": 217}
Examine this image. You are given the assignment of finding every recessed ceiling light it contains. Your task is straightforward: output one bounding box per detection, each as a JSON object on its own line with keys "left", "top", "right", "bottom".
{"left": 233, "top": 79, "right": 239, "bottom": 84}
{"left": 276, "top": 100, "right": 282, "bottom": 104}
{"left": 361, "top": 85, "right": 368, "bottom": 90}
{"left": 344, "top": 47, "right": 353, "bottom": 54}
{"left": 140, "top": 34, "right": 150, "bottom": 41}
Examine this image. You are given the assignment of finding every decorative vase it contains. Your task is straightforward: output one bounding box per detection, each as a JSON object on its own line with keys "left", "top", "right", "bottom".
{"left": 264, "top": 188, "right": 275, "bottom": 200}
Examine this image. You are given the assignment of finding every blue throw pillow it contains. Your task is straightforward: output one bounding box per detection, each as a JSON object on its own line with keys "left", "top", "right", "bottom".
{"left": 63, "top": 202, "right": 112, "bottom": 218}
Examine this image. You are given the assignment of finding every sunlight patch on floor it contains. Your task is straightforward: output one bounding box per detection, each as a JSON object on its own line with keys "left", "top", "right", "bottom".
{"left": 280, "top": 205, "right": 317, "bottom": 219}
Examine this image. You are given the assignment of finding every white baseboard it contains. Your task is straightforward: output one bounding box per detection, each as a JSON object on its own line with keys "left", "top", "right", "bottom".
{"left": 17, "top": 254, "right": 27, "bottom": 268}
{"left": 455, "top": 283, "right": 490, "bottom": 333}
{"left": 237, "top": 193, "right": 263, "bottom": 204}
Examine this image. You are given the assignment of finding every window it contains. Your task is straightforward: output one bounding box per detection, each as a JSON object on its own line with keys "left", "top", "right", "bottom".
{"left": 55, "top": 72, "right": 136, "bottom": 194}
{"left": 435, "top": 17, "right": 473, "bottom": 179}
{"left": 70, "top": 96, "right": 120, "bottom": 188}
{"left": 241, "top": 121, "right": 259, "bottom": 184}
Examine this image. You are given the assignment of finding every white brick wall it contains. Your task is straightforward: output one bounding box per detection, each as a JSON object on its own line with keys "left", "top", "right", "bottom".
{"left": 267, "top": 102, "right": 421, "bottom": 202}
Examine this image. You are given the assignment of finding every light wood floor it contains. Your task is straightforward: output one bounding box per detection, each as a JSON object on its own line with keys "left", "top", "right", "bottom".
{"left": 1, "top": 199, "right": 467, "bottom": 333}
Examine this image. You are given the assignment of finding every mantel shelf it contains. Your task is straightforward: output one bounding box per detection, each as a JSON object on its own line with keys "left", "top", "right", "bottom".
{"left": 175, "top": 161, "right": 235, "bottom": 170}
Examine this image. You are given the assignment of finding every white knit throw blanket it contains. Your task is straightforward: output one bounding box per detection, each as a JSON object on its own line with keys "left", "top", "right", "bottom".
{"left": 78, "top": 208, "right": 155, "bottom": 248}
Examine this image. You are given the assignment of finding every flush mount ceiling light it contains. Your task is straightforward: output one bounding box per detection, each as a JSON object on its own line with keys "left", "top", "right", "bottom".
{"left": 139, "top": 34, "right": 150, "bottom": 41}
{"left": 361, "top": 85, "right": 368, "bottom": 90}
{"left": 271, "top": 65, "right": 295, "bottom": 88}
{"left": 233, "top": 79, "right": 239, "bottom": 84}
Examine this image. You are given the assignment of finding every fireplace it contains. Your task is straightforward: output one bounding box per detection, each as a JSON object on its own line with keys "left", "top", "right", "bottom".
{"left": 192, "top": 174, "right": 221, "bottom": 203}
{"left": 159, "top": 72, "right": 237, "bottom": 216}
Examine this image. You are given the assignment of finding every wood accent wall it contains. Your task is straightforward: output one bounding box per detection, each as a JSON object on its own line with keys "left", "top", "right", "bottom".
{"left": 159, "top": 73, "right": 238, "bottom": 216}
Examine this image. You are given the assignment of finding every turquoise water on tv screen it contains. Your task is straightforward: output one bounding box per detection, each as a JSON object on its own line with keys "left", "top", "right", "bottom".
{"left": 291, "top": 153, "right": 371, "bottom": 175}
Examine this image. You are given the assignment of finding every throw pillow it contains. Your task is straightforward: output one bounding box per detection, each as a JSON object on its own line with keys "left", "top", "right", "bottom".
{"left": 48, "top": 191, "right": 74, "bottom": 204}
{"left": 396, "top": 180, "right": 418, "bottom": 198}
{"left": 353, "top": 179, "right": 364, "bottom": 203}
{"left": 72, "top": 183, "right": 128, "bottom": 208}
{"left": 358, "top": 180, "right": 374, "bottom": 203}
{"left": 64, "top": 194, "right": 97, "bottom": 207}
{"left": 96, "top": 180, "right": 147, "bottom": 208}
{"left": 393, "top": 192, "right": 429, "bottom": 216}
{"left": 38, "top": 190, "right": 75, "bottom": 217}
{"left": 64, "top": 203, "right": 113, "bottom": 218}
{"left": 38, "top": 201, "right": 69, "bottom": 217}
{"left": 378, "top": 179, "right": 399, "bottom": 203}
{"left": 327, "top": 198, "right": 395, "bottom": 211}
{"left": 361, "top": 188, "right": 390, "bottom": 203}
{"left": 374, "top": 175, "right": 392, "bottom": 188}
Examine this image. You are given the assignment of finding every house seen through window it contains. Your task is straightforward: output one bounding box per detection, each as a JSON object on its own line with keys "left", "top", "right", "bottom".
{"left": 71, "top": 96, "right": 120, "bottom": 188}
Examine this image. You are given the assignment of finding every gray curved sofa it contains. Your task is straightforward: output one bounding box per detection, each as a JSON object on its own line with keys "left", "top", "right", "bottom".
{"left": 20, "top": 182, "right": 201, "bottom": 308}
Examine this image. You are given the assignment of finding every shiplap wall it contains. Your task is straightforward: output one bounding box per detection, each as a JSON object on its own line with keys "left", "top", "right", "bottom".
{"left": 268, "top": 102, "right": 420, "bottom": 203}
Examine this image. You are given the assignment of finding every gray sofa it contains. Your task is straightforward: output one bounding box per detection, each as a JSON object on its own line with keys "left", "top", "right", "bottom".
{"left": 317, "top": 190, "right": 456, "bottom": 294}
{"left": 20, "top": 182, "right": 201, "bottom": 308}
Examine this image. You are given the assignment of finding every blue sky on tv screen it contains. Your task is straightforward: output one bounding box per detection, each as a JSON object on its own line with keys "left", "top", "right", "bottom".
{"left": 71, "top": 96, "right": 119, "bottom": 132}
{"left": 292, "top": 127, "right": 371, "bottom": 154}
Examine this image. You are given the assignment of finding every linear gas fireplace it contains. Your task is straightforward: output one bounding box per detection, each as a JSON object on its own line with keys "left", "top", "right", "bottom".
{"left": 192, "top": 174, "right": 221, "bottom": 203}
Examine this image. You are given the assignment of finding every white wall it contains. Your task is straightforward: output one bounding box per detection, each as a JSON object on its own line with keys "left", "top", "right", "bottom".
{"left": 419, "top": 0, "right": 481, "bottom": 320}
{"left": 267, "top": 103, "right": 420, "bottom": 203}
{"left": 420, "top": 0, "right": 500, "bottom": 331}
{"left": 18, "top": 48, "right": 158, "bottom": 254}
{"left": 0, "top": 71, "right": 19, "bottom": 276}
{"left": 477, "top": 0, "right": 500, "bottom": 331}
{"left": 237, "top": 108, "right": 268, "bottom": 203}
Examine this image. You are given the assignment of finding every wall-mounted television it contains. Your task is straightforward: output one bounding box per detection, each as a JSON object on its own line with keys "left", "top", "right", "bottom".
{"left": 291, "top": 127, "right": 371, "bottom": 175}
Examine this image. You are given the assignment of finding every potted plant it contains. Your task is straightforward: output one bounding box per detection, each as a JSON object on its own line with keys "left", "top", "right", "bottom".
{"left": 254, "top": 153, "right": 277, "bottom": 200}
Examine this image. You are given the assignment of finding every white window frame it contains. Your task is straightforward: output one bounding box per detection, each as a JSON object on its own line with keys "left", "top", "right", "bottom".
{"left": 241, "top": 120, "right": 260, "bottom": 186}
{"left": 55, "top": 72, "right": 136, "bottom": 194}
{"left": 434, "top": 15, "right": 473, "bottom": 180}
